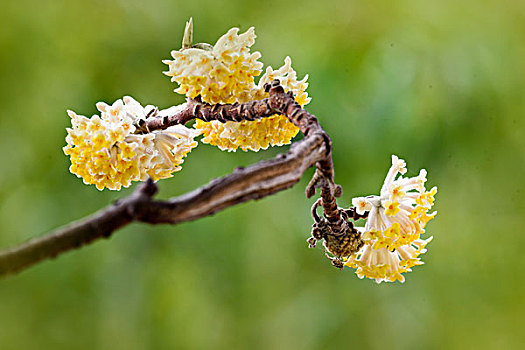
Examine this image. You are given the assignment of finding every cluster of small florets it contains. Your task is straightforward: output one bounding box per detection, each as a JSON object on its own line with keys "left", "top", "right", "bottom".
{"left": 163, "top": 26, "right": 263, "bottom": 105}
{"left": 194, "top": 57, "right": 310, "bottom": 151}
{"left": 64, "top": 97, "right": 199, "bottom": 190}
{"left": 65, "top": 20, "right": 312, "bottom": 190}
{"left": 164, "top": 23, "right": 310, "bottom": 152}
{"left": 344, "top": 155, "right": 437, "bottom": 283}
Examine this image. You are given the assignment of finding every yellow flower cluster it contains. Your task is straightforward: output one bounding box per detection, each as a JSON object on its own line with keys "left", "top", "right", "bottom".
{"left": 163, "top": 27, "right": 263, "bottom": 105}
{"left": 195, "top": 57, "right": 310, "bottom": 151}
{"left": 163, "top": 23, "right": 310, "bottom": 152}
{"left": 64, "top": 97, "right": 199, "bottom": 190}
{"left": 344, "top": 155, "right": 437, "bottom": 283}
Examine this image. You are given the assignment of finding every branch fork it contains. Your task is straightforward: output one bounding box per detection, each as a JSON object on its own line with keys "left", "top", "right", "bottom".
{"left": 0, "top": 80, "right": 355, "bottom": 277}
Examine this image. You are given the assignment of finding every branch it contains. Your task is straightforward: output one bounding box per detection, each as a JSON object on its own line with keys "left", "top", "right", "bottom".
{"left": 0, "top": 81, "right": 341, "bottom": 277}
{"left": 137, "top": 132, "right": 327, "bottom": 224}
{"left": 0, "top": 180, "right": 158, "bottom": 276}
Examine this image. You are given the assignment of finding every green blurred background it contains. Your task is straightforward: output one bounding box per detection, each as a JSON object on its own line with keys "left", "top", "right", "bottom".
{"left": 1, "top": 0, "right": 524, "bottom": 349}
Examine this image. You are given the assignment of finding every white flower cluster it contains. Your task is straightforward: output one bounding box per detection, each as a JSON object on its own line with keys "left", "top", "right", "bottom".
{"left": 252, "top": 56, "right": 311, "bottom": 105}
{"left": 195, "top": 56, "right": 311, "bottom": 152}
{"left": 345, "top": 155, "right": 437, "bottom": 283}
{"left": 163, "top": 26, "right": 264, "bottom": 104}
{"left": 64, "top": 97, "right": 200, "bottom": 190}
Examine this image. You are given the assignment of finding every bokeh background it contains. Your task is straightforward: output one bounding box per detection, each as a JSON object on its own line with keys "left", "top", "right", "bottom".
{"left": 1, "top": 0, "right": 524, "bottom": 349}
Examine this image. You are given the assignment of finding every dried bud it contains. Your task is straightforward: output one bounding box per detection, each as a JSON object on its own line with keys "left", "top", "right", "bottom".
{"left": 307, "top": 237, "right": 317, "bottom": 248}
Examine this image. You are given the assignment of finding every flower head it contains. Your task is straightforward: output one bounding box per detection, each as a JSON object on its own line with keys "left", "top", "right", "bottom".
{"left": 163, "top": 25, "right": 263, "bottom": 105}
{"left": 163, "top": 21, "right": 310, "bottom": 152}
{"left": 64, "top": 97, "right": 200, "bottom": 190}
{"left": 345, "top": 155, "right": 437, "bottom": 283}
{"left": 195, "top": 57, "right": 310, "bottom": 151}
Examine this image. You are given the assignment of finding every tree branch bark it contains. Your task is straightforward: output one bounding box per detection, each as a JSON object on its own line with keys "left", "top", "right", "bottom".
{"left": 0, "top": 80, "right": 345, "bottom": 277}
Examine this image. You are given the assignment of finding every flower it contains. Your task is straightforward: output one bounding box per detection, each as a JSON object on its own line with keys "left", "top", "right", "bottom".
{"left": 344, "top": 155, "right": 437, "bottom": 283}
{"left": 163, "top": 21, "right": 310, "bottom": 152}
{"left": 163, "top": 25, "right": 263, "bottom": 105}
{"left": 195, "top": 57, "right": 310, "bottom": 152}
{"left": 64, "top": 97, "right": 200, "bottom": 190}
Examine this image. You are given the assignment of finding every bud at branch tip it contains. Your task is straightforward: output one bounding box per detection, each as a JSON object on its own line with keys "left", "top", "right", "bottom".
{"left": 182, "top": 17, "right": 193, "bottom": 49}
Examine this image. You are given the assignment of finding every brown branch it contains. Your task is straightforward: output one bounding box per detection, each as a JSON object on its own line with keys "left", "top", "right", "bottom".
{"left": 0, "top": 133, "right": 327, "bottom": 276}
{"left": 137, "top": 132, "right": 327, "bottom": 224}
{"left": 135, "top": 95, "right": 273, "bottom": 133}
{"left": 0, "top": 180, "right": 158, "bottom": 276}
{"left": 0, "top": 81, "right": 342, "bottom": 277}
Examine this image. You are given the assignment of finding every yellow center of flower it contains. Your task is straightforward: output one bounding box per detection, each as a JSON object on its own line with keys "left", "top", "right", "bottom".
{"left": 384, "top": 201, "right": 400, "bottom": 216}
